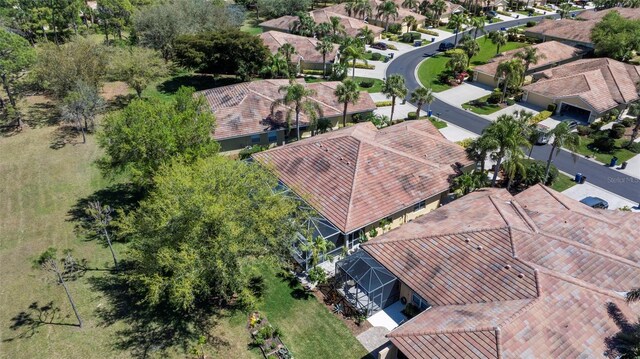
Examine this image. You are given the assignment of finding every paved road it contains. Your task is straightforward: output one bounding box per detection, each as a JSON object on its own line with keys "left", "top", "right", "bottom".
{"left": 386, "top": 12, "right": 640, "bottom": 202}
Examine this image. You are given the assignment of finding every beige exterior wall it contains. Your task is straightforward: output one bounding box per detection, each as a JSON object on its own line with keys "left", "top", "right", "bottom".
{"left": 218, "top": 130, "right": 285, "bottom": 152}
{"left": 525, "top": 91, "right": 553, "bottom": 109}
{"left": 475, "top": 71, "right": 499, "bottom": 88}
{"left": 525, "top": 91, "right": 607, "bottom": 123}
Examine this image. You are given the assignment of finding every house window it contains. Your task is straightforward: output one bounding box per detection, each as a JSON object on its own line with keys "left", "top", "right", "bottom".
{"left": 267, "top": 131, "right": 278, "bottom": 143}
{"left": 250, "top": 134, "right": 261, "bottom": 144}
{"left": 413, "top": 200, "right": 426, "bottom": 212}
{"left": 412, "top": 293, "right": 429, "bottom": 311}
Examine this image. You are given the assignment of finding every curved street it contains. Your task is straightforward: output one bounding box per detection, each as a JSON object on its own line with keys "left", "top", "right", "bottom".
{"left": 386, "top": 13, "right": 640, "bottom": 202}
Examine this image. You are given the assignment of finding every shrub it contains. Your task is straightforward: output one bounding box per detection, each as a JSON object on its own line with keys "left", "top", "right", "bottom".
{"left": 387, "top": 44, "right": 398, "bottom": 50}
{"left": 529, "top": 110, "right": 552, "bottom": 124}
{"left": 623, "top": 141, "right": 640, "bottom": 153}
{"left": 239, "top": 145, "right": 267, "bottom": 160}
{"left": 592, "top": 134, "right": 616, "bottom": 152}
{"left": 308, "top": 266, "right": 327, "bottom": 284}
{"left": 416, "top": 28, "right": 439, "bottom": 36}
{"left": 359, "top": 79, "right": 375, "bottom": 88}
{"left": 576, "top": 125, "right": 592, "bottom": 136}
{"left": 388, "top": 23, "right": 402, "bottom": 34}
{"left": 621, "top": 117, "right": 635, "bottom": 127}
{"left": 445, "top": 48, "right": 465, "bottom": 57}
{"left": 506, "top": 98, "right": 515, "bottom": 106}
{"left": 402, "top": 303, "right": 421, "bottom": 319}
{"left": 546, "top": 103, "right": 557, "bottom": 113}
{"left": 375, "top": 100, "right": 393, "bottom": 107}
{"left": 370, "top": 52, "right": 382, "bottom": 61}
{"left": 302, "top": 69, "right": 324, "bottom": 75}
{"left": 456, "top": 137, "right": 474, "bottom": 148}
{"left": 526, "top": 21, "right": 537, "bottom": 27}
{"left": 609, "top": 123, "right": 626, "bottom": 139}
{"left": 589, "top": 121, "right": 601, "bottom": 130}
{"left": 505, "top": 159, "right": 558, "bottom": 187}
{"left": 354, "top": 62, "right": 375, "bottom": 69}
{"left": 407, "top": 111, "right": 418, "bottom": 120}
{"left": 488, "top": 89, "right": 503, "bottom": 104}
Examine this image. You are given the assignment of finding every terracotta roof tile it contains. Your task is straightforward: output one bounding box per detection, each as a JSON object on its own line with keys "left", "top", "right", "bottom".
{"left": 253, "top": 121, "right": 471, "bottom": 233}
{"left": 196, "top": 80, "right": 375, "bottom": 140}
{"left": 259, "top": 31, "right": 338, "bottom": 64}
{"left": 259, "top": 9, "right": 384, "bottom": 38}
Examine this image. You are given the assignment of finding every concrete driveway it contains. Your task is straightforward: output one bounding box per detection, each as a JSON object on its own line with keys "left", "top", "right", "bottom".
{"left": 485, "top": 103, "right": 543, "bottom": 121}
{"left": 562, "top": 182, "right": 639, "bottom": 211}
{"left": 433, "top": 83, "right": 493, "bottom": 107}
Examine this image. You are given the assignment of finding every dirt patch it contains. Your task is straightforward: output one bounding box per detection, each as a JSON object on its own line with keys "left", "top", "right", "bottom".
{"left": 312, "top": 288, "right": 372, "bottom": 336}
{"left": 101, "top": 81, "right": 130, "bottom": 101}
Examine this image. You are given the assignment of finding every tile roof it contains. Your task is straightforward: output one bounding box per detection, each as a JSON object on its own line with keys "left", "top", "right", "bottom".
{"left": 252, "top": 121, "right": 472, "bottom": 233}
{"left": 259, "top": 9, "right": 384, "bottom": 38}
{"left": 523, "top": 58, "right": 640, "bottom": 113}
{"left": 473, "top": 41, "right": 584, "bottom": 77}
{"left": 322, "top": 1, "right": 427, "bottom": 25}
{"left": 196, "top": 79, "right": 376, "bottom": 141}
{"left": 363, "top": 184, "right": 640, "bottom": 358}
{"left": 577, "top": 6, "right": 640, "bottom": 21}
{"left": 259, "top": 31, "right": 339, "bottom": 64}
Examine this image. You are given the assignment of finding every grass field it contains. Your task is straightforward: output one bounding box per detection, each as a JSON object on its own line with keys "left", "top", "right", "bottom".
{"left": 0, "top": 111, "right": 367, "bottom": 359}
{"left": 462, "top": 95, "right": 503, "bottom": 115}
{"left": 574, "top": 136, "right": 637, "bottom": 165}
{"left": 469, "top": 40, "right": 528, "bottom": 66}
{"left": 551, "top": 173, "right": 577, "bottom": 192}
{"left": 304, "top": 76, "right": 384, "bottom": 93}
{"left": 241, "top": 18, "right": 264, "bottom": 35}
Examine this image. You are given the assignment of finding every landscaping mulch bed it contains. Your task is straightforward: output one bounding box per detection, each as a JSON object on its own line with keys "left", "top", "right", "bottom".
{"left": 314, "top": 284, "right": 372, "bottom": 336}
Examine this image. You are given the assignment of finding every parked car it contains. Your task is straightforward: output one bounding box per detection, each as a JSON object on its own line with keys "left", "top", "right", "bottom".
{"left": 438, "top": 42, "right": 455, "bottom": 51}
{"left": 580, "top": 196, "right": 609, "bottom": 209}
{"left": 370, "top": 42, "right": 388, "bottom": 50}
{"left": 534, "top": 125, "right": 550, "bottom": 145}
{"left": 486, "top": 10, "right": 498, "bottom": 18}
{"left": 562, "top": 119, "right": 579, "bottom": 130}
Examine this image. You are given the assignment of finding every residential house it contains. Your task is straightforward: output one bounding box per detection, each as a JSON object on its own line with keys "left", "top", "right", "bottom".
{"left": 473, "top": 41, "right": 584, "bottom": 87}
{"left": 259, "top": 10, "right": 384, "bottom": 40}
{"left": 259, "top": 31, "right": 340, "bottom": 71}
{"left": 338, "top": 184, "right": 640, "bottom": 358}
{"left": 525, "top": 7, "right": 640, "bottom": 48}
{"left": 197, "top": 79, "right": 376, "bottom": 152}
{"left": 440, "top": 1, "right": 465, "bottom": 22}
{"left": 522, "top": 58, "right": 640, "bottom": 122}
{"left": 252, "top": 120, "right": 473, "bottom": 270}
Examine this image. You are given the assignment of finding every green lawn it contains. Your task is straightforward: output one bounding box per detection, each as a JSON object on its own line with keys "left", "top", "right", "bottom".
{"left": 304, "top": 76, "right": 384, "bottom": 93}
{"left": 428, "top": 116, "right": 448, "bottom": 129}
{"left": 470, "top": 40, "right": 529, "bottom": 66}
{"left": 241, "top": 19, "right": 264, "bottom": 35}
{"left": 574, "top": 135, "right": 638, "bottom": 165}
{"left": 551, "top": 173, "right": 577, "bottom": 192}
{"left": 461, "top": 94, "right": 503, "bottom": 115}
{"left": 417, "top": 55, "right": 452, "bottom": 92}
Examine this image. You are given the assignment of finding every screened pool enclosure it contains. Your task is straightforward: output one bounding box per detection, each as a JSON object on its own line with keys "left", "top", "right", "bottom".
{"left": 335, "top": 250, "right": 399, "bottom": 316}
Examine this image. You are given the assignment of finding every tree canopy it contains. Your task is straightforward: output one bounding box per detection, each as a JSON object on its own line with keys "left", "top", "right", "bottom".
{"left": 98, "top": 86, "right": 219, "bottom": 185}
{"left": 0, "top": 28, "right": 36, "bottom": 126}
{"left": 120, "top": 155, "right": 299, "bottom": 312}
{"left": 591, "top": 11, "right": 640, "bottom": 61}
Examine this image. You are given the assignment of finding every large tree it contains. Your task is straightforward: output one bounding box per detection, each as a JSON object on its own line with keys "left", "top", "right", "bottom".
{"left": 174, "top": 29, "right": 269, "bottom": 80}
{"left": 271, "top": 81, "right": 322, "bottom": 141}
{"left": 481, "top": 114, "right": 530, "bottom": 187}
{"left": 315, "top": 39, "right": 334, "bottom": 78}
{"left": 341, "top": 44, "right": 367, "bottom": 79}
{"left": 448, "top": 13, "right": 466, "bottom": 44}
{"left": 381, "top": 74, "right": 408, "bottom": 122}
{"left": 488, "top": 30, "right": 507, "bottom": 55}
{"left": 98, "top": 87, "right": 219, "bottom": 186}
{"left": 543, "top": 122, "right": 580, "bottom": 182}
{"left": 0, "top": 28, "right": 36, "bottom": 128}
{"left": 376, "top": 0, "right": 399, "bottom": 30}
{"left": 626, "top": 102, "right": 640, "bottom": 147}
{"left": 591, "top": 11, "right": 640, "bottom": 61}
{"left": 59, "top": 81, "right": 104, "bottom": 143}
{"left": 334, "top": 78, "right": 360, "bottom": 128}
{"left": 459, "top": 36, "right": 479, "bottom": 67}
{"left": 120, "top": 156, "right": 299, "bottom": 312}
{"left": 514, "top": 46, "right": 546, "bottom": 73}
{"left": 494, "top": 59, "right": 524, "bottom": 102}
{"left": 96, "top": 0, "right": 133, "bottom": 41}
{"left": 410, "top": 86, "right": 434, "bottom": 119}
{"left": 109, "top": 47, "right": 168, "bottom": 98}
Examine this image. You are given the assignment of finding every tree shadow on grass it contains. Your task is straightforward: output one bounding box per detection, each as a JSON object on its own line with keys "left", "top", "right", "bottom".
{"left": 23, "top": 101, "right": 60, "bottom": 128}
{"left": 67, "top": 183, "right": 144, "bottom": 243}
{"left": 275, "top": 270, "right": 313, "bottom": 300}
{"left": 89, "top": 272, "right": 230, "bottom": 358}
{"left": 3, "top": 301, "right": 78, "bottom": 342}
{"left": 157, "top": 75, "right": 242, "bottom": 95}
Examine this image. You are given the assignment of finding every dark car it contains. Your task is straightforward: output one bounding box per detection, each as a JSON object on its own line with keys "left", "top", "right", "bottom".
{"left": 562, "top": 119, "right": 579, "bottom": 130}
{"left": 534, "top": 125, "right": 550, "bottom": 145}
{"left": 438, "top": 42, "right": 455, "bottom": 51}
{"left": 370, "top": 42, "right": 388, "bottom": 50}
{"left": 580, "top": 196, "right": 609, "bottom": 209}
{"left": 486, "top": 10, "right": 498, "bottom": 18}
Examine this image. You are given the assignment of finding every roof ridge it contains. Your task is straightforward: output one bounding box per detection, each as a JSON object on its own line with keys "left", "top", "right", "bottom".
{"left": 512, "top": 226, "right": 640, "bottom": 270}
{"left": 388, "top": 325, "right": 500, "bottom": 338}
{"left": 357, "top": 137, "right": 443, "bottom": 169}
{"left": 533, "top": 265, "right": 628, "bottom": 300}
{"left": 535, "top": 184, "right": 617, "bottom": 226}
{"left": 487, "top": 195, "right": 518, "bottom": 230}
{"left": 509, "top": 200, "right": 539, "bottom": 233}
{"left": 344, "top": 139, "right": 364, "bottom": 231}
{"left": 604, "top": 61, "right": 627, "bottom": 104}
{"left": 363, "top": 226, "right": 511, "bottom": 246}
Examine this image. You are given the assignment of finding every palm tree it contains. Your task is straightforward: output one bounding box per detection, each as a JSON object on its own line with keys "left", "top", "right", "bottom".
{"left": 544, "top": 122, "right": 580, "bottom": 183}
{"left": 488, "top": 30, "right": 507, "bottom": 55}
{"left": 402, "top": 0, "right": 420, "bottom": 11}
{"left": 514, "top": 46, "right": 547, "bottom": 73}
{"left": 558, "top": 2, "right": 572, "bottom": 19}
{"left": 482, "top": 114, "right": 530, "bottom": 187}
{"left": 627, "top": 288, "right": 640, "bottom": 302}
{"left": 271, "top": 81, "right": 323, "bottom": 141}
{"left": 315, "top": 39, "right": 334, "bottom": 78}
{"left": 341, "top": 45, "right": 367, "bottom": 79}
{"left": 410, "top": 86, "right": 435, "bottom": 119}
{"left": 260, "top": 53, "right": 290, "bottom": 79}
{"left": 315, "top": 22, "right": 333, "bottom": 39}
{"left": 291, "top": 13, "right": 316, "bottom": 37}
{"left": 329, "top": 16, "right": 346, "bottom": 37}
{"left": 429, "top": 0, "right": 447, "bottom": 27}
{"left": 355, "top": 0, "right": 373, "bottom": 20}
{"left": 278, "top": 43, "right": 297, "bottom": 63}
{"left": 460, "top": 36, "right": 480, "bottom": 67}
{"left": 446, "top": 51, "right": 469, "bottom": 74}
{"left": 345, "top": 1, "right": 356, "bottom": 17}
{"left": 376, "top": 0, "right": 399, "bottom": 30}
{"left": 382, "top": 74, "right": 408, "bottom": 122}
{"left": 470, "top": 16, "right": 486, "bottom": 39}
{"left": 625, "top": 102, "right": 640, "bottom": 147}
{"left": 466, "top": 135, "right": 498, "bottom": 172}
{"left": 503, "top": 152, "right": 527, "bottom": 190}
{"left": 494, "top": 59, "right": 524, "bottom": 102}
{"left": 449, "top": 13, "right": 467, "bottom": 44}
{"left": 335, "top": 78, "right": 361, "bottom": 127}
{"left": 300, "top": 235, "right": 335, "bottom": 269}
{"left": 357, "top": 26, "right": 375, "bottom": 45}
{"left": 452, "top": 170, "right": 489, "bottom": 197}
{"left": 404, "top": 15, "right": 417, "bottom": 33}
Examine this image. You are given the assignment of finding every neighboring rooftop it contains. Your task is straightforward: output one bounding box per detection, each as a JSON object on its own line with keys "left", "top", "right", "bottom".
{"left": 474, "top": 41, "right": 583, "bottom": 76}
{"left": 197, "top": 79, "right": 376, "bottom": 141}
{"left": 363, "top": 185, "right": 640, "bottom": 358}
{"left": 577, "top": 6, "right": 640, "bottom": 21}
{"left": 523, "top": 58, "right": 640, "bottom": 113}
{"left": 322, "top": 1, "right": 427, "bottom": 25}
{"left": 259, "top": 10, "right": 384, "bottom": 38}
{"left": 253, "top": 121, "right": 472, "bottom": 233}
{"left": 259, "top": 31, "right": 339, "bottom": 64}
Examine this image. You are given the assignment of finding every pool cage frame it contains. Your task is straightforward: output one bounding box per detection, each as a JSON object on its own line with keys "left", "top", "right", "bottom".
{"left": 334, "top": 250, "right": 399, "bottom": 316}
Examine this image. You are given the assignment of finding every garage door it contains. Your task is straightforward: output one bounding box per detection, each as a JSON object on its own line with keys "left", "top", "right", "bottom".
{"left": 559, "top": 103, "right": 591, "bottom": 122}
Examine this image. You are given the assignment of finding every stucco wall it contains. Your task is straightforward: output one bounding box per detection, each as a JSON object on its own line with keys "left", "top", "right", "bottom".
{"left": 476, "top": 71, "right": 499, "bottom": 88}
{"left": 218, "top": 129, "right": 285, "bottom": 152}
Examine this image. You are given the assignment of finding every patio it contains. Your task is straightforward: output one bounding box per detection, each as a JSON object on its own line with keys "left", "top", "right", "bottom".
{"left": 367, "top": 300, "right": 407, "bottom": 331}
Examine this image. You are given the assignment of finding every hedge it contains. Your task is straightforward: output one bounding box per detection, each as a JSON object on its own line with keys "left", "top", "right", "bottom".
{"left": 416, "top": 28, "right": 439, "bottom": 36}
{"left": 375, "top": 100, "right": 393, "bottom": 107}
{"left": 407, "top": 111, "right": 417, "bottom": 120}
{"left": 530, "top": 110, "right": 552, "bottom": 124}
{"left": 359, "top": 79, "right": 375, "bottom": 88}
{"left": 302, "top": 69, "right": 324, "bottom": 75}
{"left": 354, "top": 62, "right": 375, "bottom": 69}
